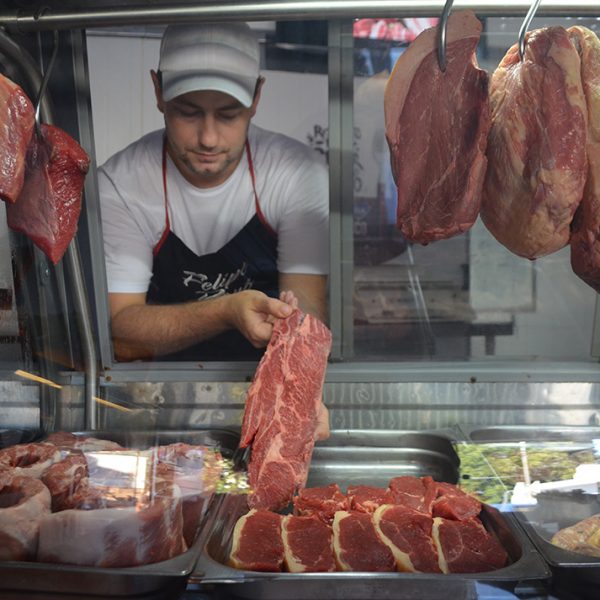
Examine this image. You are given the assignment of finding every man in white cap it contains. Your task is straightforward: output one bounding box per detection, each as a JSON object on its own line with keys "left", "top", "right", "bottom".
{"left": 98, "top": 22, "right": 329, "bottom": 363}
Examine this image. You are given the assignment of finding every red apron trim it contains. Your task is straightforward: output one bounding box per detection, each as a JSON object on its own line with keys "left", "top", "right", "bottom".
{"left": 154, "top": 136, "right": 277, "bottom": 257}
{"left": 246, "top": 140, "right": 276, "bottom": 238}
{"left": 153, "top": 138, "right": 172, "bottom": 257}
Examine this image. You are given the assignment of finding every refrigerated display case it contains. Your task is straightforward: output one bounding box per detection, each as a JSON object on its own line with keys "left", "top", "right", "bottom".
{"left": 1, "top": 1, "right": 600, "bottom": 599}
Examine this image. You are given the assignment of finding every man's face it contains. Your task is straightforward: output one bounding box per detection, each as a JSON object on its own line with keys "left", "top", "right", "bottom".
{"left": 158, "top": 87, "right": 258, "bottom": 188}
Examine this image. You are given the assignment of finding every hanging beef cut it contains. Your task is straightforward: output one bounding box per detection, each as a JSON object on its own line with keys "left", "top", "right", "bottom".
{"left": 7, "top": 123, "right": 90, "bottom": 264}
{"left": 384, "top": 10, "right": 490, "bottom": 244}
{"left": 240, "top": 308, "right": 331, "bottom": 512}
{"left": 0, "top": 73, "right": 35, "bottom": 204}
{"left": 568, "top": 26, "right": 600, "bottom": 292}
{"left": 481, "top": 26, "right": 588, "bottom": 259}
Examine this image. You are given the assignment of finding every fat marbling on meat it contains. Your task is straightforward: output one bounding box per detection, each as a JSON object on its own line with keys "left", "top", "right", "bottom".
{"left": 481, "top": 26, "right": 588, "bottom": 259}
{"left": 240, "top": 308, "right": 331, "bottom": 512}
{"left": 384, "top": 10, "right": 490, "bottom": 244}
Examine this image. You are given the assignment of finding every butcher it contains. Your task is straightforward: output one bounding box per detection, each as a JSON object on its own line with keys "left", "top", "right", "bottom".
{"left": 98, "top": 22, "right": 329, "bottom": 363}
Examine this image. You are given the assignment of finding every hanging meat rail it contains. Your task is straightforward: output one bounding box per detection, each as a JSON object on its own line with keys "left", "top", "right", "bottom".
{"left": 0, "top": 0, "right": 598, "bottom": 31}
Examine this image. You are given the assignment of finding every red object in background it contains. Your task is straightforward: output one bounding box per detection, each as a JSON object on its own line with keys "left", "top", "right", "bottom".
{"left": 353, "top": 18, "right": 439, "bottom": 42}
{"left": 7, "top": 123, "right": 90, "bottom": 264}
{"left": 0, "top": 73, "right": 35, "bottom": 204}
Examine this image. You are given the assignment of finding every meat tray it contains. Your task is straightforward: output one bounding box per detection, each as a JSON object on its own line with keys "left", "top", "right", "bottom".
{"left": 0, "top": 427, "right": 240, "bottom": 600}
{"left": 189, "top": 429, "right": 550, "bottom": 600}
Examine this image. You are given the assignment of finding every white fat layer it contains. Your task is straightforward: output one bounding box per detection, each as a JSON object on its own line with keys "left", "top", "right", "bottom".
{"left": 372, "top": 504, "right": 416, "bottom": 572}
{"left": 432, "top": 517, "right": 449, "bottom": 574}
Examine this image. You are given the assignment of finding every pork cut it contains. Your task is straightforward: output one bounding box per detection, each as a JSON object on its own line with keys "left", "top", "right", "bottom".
{"left": 44, "top": 431, "right": 124, "bottom": 452}
{"left": 293, "top": 483, "right": 348, "bottom": 524}
{"left": 373, "top": 505, "right": 441, "bottom": 572}
{"left": 282, "top": 514, "right": 336, "bottom": 572}
{"left": 332, "top": 511, "right": 396, "bottom": 572}
{"left": 41, "top": 453, "right": 89, "bottom": 512}
{"left": 481, "top": 26, "right": 588, "bottom": 259}
{"left": 568, "top": 27, "right": 600, "bottom": 292}
{"left": 240, "top": 309, "right": 332, "bottom": 511}
{"left": 229, "top": 509, "right": 284, "bottom": 571}
{"left": 551, "top": 514, "right": 600, "bottom": 557}
{"left": 0, "top": 473, "right": 51, "bottom": 561}
{"left": 0, "top": 73, "right": 35, "bottom": 204}
{"left": 384, "top": 10, "right": 490, "bottom": 244}
{"left": 432, "top": 516, "right": 508, "bottom": 573}
{"left": 7, "top": 123, "right": 90, "bottom": 264}
{"left": 37, "top": 486, "right": 185, "bottom": 567}
{"left": 0, "top": 442, "right": 61, "bottom": 479}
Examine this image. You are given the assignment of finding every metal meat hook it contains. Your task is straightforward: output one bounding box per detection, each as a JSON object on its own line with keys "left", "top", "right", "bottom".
{"left": 518, "top": 0, "right": 542, "bottom": 60}
{"left": 436, "top": 0, "right": 455, "bottom": 72}
{"left": 34, "top": 28, "right": 59, "bottom": 136}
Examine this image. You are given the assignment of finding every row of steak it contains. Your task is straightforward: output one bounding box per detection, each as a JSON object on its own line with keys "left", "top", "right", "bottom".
{"left": 0, "top": 432, "right": 221, "bottom": 567}
{"left": 384, "top": 11, "right": 600, "bottom": 293}
{"left": 0, "top": 73, "right": 89, "bottom": 264}
{"left": 229, "top": 476, "right": 507, "bottom": 573}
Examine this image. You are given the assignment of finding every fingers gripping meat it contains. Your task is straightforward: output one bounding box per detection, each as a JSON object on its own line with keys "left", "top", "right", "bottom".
{"left": 0, "top": 472, "right": 51, "bottom": 561}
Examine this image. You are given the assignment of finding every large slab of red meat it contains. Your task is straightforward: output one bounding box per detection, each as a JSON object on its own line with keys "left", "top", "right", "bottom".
{"left": 569, "top": 26, "right": 600, "bottom": 292}
{"left": 384, "top": 10, "right": 490, "bottom": 244}
{"left": 0, "top": 472, "right": 51, "bottom": 561}
{"left": 229, "top": 509, "right": 284, "bottom": 571}
{"left": 7, "top": 123, "right": 90, "bottom": 264}
{"left": 332, "top": 511, "right": 396, "bottom": 572}
{"left": 292, "top": 483, "right": 348, "bottom": 524}
{"left": 373, "top": 505, "right": 441, "bottom": 573}
{"left": 432, "top": 516, "right": 508, "bottom": 573}
{"left": 240, "top": 309, "right": 331, "bottom": 511}
{"left": 282, "top": 514, "right": 335, "bottom": 572}
{"left": 0, "top": 73, "right": 35, "bottom": 204}
{"left": 481, "top": 26, "right": 588, "bottom": 259}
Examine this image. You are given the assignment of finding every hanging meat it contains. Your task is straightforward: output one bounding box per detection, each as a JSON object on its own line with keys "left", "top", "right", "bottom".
{"left": 568, "top": 26, "right": 600, "bottom": 293}
{"left": 240, "top": 306, "right": 332, "bottom": 512}
{"left": 6, "top": 123, "right": 90, "bottom": 264}
{"left": 0, "top": 73, "right": 35, "bottom": 204}
{"left": 481, "top": 26, "right": 588, "bottom": 259}
{"left": 384, "top": 10, "right": 490, "bottom": 244}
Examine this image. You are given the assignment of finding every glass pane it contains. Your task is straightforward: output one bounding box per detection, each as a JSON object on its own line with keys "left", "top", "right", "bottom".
{"left": 352, "top": 16, "right": 600, "bottom": 363}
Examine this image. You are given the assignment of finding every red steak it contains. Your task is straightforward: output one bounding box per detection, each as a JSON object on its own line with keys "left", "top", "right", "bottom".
{"left": 384, "top": 10, "right": 490, "bottom": 244}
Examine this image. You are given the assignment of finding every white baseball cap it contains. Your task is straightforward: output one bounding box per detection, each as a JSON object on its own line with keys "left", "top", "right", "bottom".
{"left": 158, "top": 22, "right": 260, "bottom": 107}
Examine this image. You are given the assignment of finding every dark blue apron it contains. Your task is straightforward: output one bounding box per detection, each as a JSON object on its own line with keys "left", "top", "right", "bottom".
{"left": 146, "top": 138, "right": 279, "bottom": 361}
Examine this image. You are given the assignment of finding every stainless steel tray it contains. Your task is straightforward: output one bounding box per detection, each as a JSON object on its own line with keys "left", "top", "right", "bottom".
{"left": 0, "top": 428, "right": 240, "bottom": 599}
{"left": 190, "top": 429, "right": 550, "bottom": 600}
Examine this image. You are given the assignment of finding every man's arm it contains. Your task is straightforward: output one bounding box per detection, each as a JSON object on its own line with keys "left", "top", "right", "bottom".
{"left": 279, "top": 273, "right": 328, "bottom": 324}
{"left": 109, "top": 290, "right": 293, "bottom": 361}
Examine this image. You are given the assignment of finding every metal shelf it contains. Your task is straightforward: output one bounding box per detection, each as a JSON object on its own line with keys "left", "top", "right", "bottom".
{"left": 0, "top": 1, "right": 598, "bottom": 31}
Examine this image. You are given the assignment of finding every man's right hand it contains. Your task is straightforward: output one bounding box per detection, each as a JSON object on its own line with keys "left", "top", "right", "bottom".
{"left": 223, "top": 290, "right": 294, "bottom": 348}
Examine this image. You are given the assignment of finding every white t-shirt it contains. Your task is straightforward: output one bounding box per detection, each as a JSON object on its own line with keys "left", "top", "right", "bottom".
{"left": 98, "top": 124, "right": 329, "bottom": 294}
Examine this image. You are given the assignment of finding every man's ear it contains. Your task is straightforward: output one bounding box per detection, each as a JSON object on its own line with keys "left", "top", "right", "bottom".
{"left": 151, "top": 69, "right": 165, "bottom": 113}
{"left": 250, "top": 76, "right": 265, "bottom": 117}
